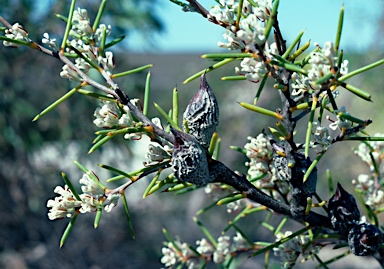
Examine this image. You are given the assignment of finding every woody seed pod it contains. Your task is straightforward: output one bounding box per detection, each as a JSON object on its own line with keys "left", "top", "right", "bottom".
{"left": 171, "top": 127, "right": 211, "bottom": 186}
{"left": 183, "top": 74, "right": 219, "bottom": 149}
{"left": 348, "top": 222, "right": 383, "bottom": 256}
{"left": 328, "top": 183, "right": 360, "bottom": 235}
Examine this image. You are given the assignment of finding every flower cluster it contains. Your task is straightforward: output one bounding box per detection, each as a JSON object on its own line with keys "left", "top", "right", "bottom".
{"left": 244, "top": 134, "right": 289, "bottom": 194}
{"left": 291, "top": 41, "right": 349, "bottom": 98}
{"left": 160, "top": 233, "right": 249, "bottom": 268}
{"left": 56, "top": 8, "right": 115, "bottom": 80}
{"left": 145, "top": 141, "right": 172, "bottom": 165}
{"left": 311, "top": 107, "right": 358, "bottom": 151}
{"left": 93, "top": 100, "right": 133, "bottom": 128}
{"left": 47, "top": 173, "right": 120, "bottom": 220}
{"left": 352, "top": 134, "right": 384, "bottom": 209}
{"left": 273, "top": 231, "right": 321, "bottom": 268}
{"left": 3, "top": 22, "right": 29, "bottom": 47}
{"left": 210, "top": 0, "right": 274, "bottom": 82}
{"left": 160, "top": 239, "right": 199, "bottom": 269}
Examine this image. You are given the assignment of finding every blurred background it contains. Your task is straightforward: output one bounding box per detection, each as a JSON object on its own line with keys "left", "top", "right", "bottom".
{"left": 1, "top": 0, "right": 384, "bottom": 268}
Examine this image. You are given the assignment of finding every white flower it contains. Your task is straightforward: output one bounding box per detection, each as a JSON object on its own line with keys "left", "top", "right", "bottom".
{"left": 60, "top": 64, "right": 80, "bottom": 81}
{"left": 213, "top": 236, "right": 231, "bottom": 264}
{"left": 46, "top": 185, "right": 82, "bottom": 220}
{"left": 235, "top": 57, "right": 267, "bottom": 82}
{"left": 273, "top": 231, "right": 320, "bottom": 268}
{"left": 104, "top": 193, "right": 120, "bottom": 212}
{"left": 75, "top": 58, "right": 91, "bottom": 73}
{"left": 161, "top": 246, "right": 177, "bottom": 267}
{"left": 71, "top": 8, "right": 93, "bottom": 36}
{"left": 93, "top": 101, "right": 121, "bottom": 128}
{"left": 79, "top": 173, "right": 104, "bottom": 197}
{"left": 245, "top": 134, "right": 273, "bottom": 160}
{"left": 311, "top": 122, "right": 332, "bottom": 151}
{"left": 146, "top": 142, "right": 172, "bottom": 163}
{"left": 42, "top": 33, "right": 58, "bottom": 50}
{"left": 79, "top": 193, "right": 99, "bottom": 213}
{"left": 3, "top": 22, "right": 29, "bottom": 47}
{"left": 94, "top": 24, "right": 112, "bottom": 47}
{"left": 196, "top": 238, "right": 214, "bottom": 254}
{"left": 98, "top": 51, "right": 115, "bottom": 71}
{"left": 233, "top": 232, "right": 248, "bottom": 249}
{"left": 218, "top": 29, "right": 245, "bottom": 50}
{"left": 209, "top": 4, "right": 235, "bottom": 25}
{"left": 254, "top": 0, "right": 273, "bottom": 21}
{"left": 291, "top": 72, "right": 310, "bottom": 96}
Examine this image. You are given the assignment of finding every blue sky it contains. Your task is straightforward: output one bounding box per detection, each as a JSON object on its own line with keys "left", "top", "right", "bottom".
{"left": 128, "top": 0, "right": 383, "bottom": 53}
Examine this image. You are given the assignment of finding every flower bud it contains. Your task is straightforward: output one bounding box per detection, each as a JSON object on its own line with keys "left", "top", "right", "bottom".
{"left": 183, "top": 74, "right": 219, "bottom": 149}
{"left": 171, "top": 127, "right": 211, "bottom": 186}
{"left": 328, "top": 183, "right": 360, "bottom": 234}
{"left": 348, "top": 222, "right": 383, "bottom": 256}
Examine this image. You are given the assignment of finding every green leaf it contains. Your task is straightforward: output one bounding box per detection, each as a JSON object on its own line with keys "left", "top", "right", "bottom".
{"left": 282, "top": 30, "right": 304, "bottom": 59}
{"left": 162, "top": 227, "right": 181, "bottom": 252}
{"left": 60, "top": 213, "right": 78, "bottom": 248}
{"left": 61, "top": 0, "right": 76, "bottom": 50}
{"left": 239, "top": 102, "right": 283, "bottom": 120}
{"left": 194, "top": 217, "right": 217, "bottom": 248}
{"left": 143, "top": 72, "right": 151, "bottom": 116}
{"left": 202, "top": 53, "right": 253, "bottom": 59}
{"left": 92, "top": 0, "right": 107, "bottom": 32}
{"left": 94, "top": 200, "right": 103, "bottom": 228}
{"left": 153, "top": 102, "right": 180, "bottom": 130}
{"left": 33, "top": 86, "right": 80, "bottom": 121}
{"left": 183, "top": 58, "right": 236, "bottom": 84}
{"left": 143, "top": 169, "right": 164, "bottom": 198}
{"left": 303, "top": 151, "right": 326, "bottom": 182}
{"left": 99, "top": 163, "right": 136, "bottom": 181}
{"left": 334, "top": 5, "right": 344, "bottom": 54}
{"left": 172, "top": 87, "right": 179, "bottom": 125}
{"left": 339, "top": 58, "right": 384, "bottom": 82}
{"left": 122, "top": 192, "right": 135, "bottom": 239}
{"left": 111, "top": 64, "right": 153, "bottom": 78}
{"left": 264, "top": 0, "right": 279, "bottom": 40}
{"left": 250, "top": 225, "right": 311, "bottom": 257}
{"left": 61, "top": 172, "right": 81, "bottom": 201}
{"left": 304, "top": 97, "right": 317, "bottom": 158}
{"left": 88, "top": 135, "right": 113, "bottom": 154}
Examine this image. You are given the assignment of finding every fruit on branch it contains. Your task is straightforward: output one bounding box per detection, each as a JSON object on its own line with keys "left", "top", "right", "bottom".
{"left": 348, "top": 222, "right": 383, "bottom": 256}
{"left": 183, "top": 73, "right": 219, "bottom": 149}
{"left": 328, "top": 183, "right": 360, "bottom": 235}
{"left": 171, "top": 127, "right": 212, "bottom": 186}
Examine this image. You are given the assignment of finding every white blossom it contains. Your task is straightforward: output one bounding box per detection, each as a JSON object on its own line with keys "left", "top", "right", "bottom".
{"left": 146, "top": 142, "right": 172, "bottom": 164}
{"left": 94, "top": 24, "right": 112, "bottom": 47}
{"left": 98, "top": 51, "right": 115, "bottom": 71}
{"left": 93, "top": 101, "right": 121, "bottom": 128}
{"left": 213, "top": 236, "right": 231, "bottom": 264}
{"left": 235, "top": 57, "right": 267, "bottom": 82}
{"left": 42, "top": 33, "right": 58, "bottom": 51}
{"left": 196, "top": 238, "right": 214, "bottom": 254}
{"left": 311, "top": 122, "right": 332, "bottom": 151}
{"left": 46, "top": 185, "right": 82, "bottom": 220}
{"left": 218, "top": 29, "right": 245, "bottom": 50}
{"left": 273, "top": 231, "right": 320, "bottom": 268}
{"left": 79, "top": 173, "right": 104, "bottom": 197}
{"left": 254, "top": 0, "right": 273, "bottom": 21}
{"left": 161, "top": 246, "right": 177, "bottom": 267}
{"left": 233, "top": 232, "right": 248, "bottom": 249}
{"left": 71, "top": 8, "right": 93, "bottom": 36}
{"left": 60, "top": 64, "right": 80, "bottom": 81}
{"left": 3, "top": 22, "right": 28, "bottom": 47}
{"left": 160, "top": 240, "right": 196, "bottom": 268}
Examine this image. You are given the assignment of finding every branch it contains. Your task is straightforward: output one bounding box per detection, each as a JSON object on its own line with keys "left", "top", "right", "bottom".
{"left": 209, "top": 159, "right": 331, "bottom": 228}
